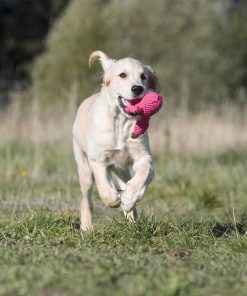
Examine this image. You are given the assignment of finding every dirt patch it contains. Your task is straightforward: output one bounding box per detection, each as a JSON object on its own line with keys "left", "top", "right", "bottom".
{"left": 164, "top": 248, "right": 192, "bottom": 260}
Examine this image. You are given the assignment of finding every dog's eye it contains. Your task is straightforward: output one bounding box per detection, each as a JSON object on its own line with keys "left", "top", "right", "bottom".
{"left": 140, "top": 73, "right": 147, "bottom": 80}
{"left": 119, "top": 73, "right": 127, "bottom": 78}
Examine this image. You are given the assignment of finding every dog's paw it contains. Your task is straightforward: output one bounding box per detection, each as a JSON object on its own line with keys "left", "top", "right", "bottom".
{"left": 120, "top": 183, "right": 141, "bottom": 212}
{"left": 121, "top": 198, "right": 135, "bottom": 213}
{"left": 121, "top": 203, "right": 132, "bottom": 213}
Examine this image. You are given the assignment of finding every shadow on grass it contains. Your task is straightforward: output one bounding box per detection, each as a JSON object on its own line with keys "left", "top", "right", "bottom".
{"left": 210, "top": 222, "right": 246, "bottom": 237}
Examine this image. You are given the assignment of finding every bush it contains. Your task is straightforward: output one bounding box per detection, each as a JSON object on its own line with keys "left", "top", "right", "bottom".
{"left": 32, "top": 0, "right": 247, "bottom": 107}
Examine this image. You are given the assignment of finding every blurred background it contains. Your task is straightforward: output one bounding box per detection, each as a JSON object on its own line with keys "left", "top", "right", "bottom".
{"left": 1, "top": 3, "right": 247, "bottom": 294}
{"left": 0, "top": 0, "right": 247, "bottom": 153}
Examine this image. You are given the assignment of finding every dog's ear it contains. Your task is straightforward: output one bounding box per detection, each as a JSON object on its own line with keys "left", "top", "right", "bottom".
{"left": 89, "top": 50, "right": 116, "bottom": 72}
{"left": 102, "top": 72, "right": 111, "bottom": 86}
{"left": 145, "top": 65, "right": 161, "bottom": 93}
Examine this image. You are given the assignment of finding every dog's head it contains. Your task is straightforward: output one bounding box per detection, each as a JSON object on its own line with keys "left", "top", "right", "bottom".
{"left": 89, "top": 50, "right": 160, "bottom": 115}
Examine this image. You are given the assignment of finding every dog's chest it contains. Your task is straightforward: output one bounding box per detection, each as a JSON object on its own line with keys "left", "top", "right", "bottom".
{"left": 96, "top": 115, "right": 135, "bottom": 167}
{"left": 113, "top": 114, "right": 134, "bottom": 149}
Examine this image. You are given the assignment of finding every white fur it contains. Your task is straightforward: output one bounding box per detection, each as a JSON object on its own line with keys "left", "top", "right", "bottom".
{"left": 73, "top": 51, "right": 160, "bottom": 230}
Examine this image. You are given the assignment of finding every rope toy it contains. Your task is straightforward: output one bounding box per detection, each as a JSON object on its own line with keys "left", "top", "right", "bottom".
{"left": 124, "top": 92, "right": 163, "bottom": 138}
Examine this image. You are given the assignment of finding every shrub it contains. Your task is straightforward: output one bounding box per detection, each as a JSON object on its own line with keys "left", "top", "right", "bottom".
{"left": 32, "top": 0, "right": 247, "bottom": 107}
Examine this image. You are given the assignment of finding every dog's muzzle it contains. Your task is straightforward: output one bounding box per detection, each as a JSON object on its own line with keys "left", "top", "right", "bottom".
{"left": 118, "top": 96, "right": 136, "bottom": 117}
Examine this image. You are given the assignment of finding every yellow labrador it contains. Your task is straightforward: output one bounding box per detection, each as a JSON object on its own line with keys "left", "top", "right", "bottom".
{"left": 73, "top": 51, "right": 160, "bottom": 230}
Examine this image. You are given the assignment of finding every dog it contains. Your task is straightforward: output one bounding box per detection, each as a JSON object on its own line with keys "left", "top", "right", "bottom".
{"left": 72, "top": 50, "right": 160, "bottom": 230}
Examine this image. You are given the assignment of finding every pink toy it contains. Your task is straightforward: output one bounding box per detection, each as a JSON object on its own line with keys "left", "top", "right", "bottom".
{"left": 125, "top": 92, "right": 163, "bottom": 138}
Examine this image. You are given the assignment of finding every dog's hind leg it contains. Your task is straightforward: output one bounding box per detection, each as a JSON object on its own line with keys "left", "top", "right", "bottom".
{"left": 73, "top": 139, "right": 94, "bottom": 231}
{"left": 111, "top": 167, "right": 138, "bottom": 222}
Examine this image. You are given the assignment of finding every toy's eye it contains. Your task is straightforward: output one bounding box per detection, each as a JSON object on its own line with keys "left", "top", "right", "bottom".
{"left": 140, "top": 73, "right": 146, "bottom": 80}
{"left": 119, "top": 73, "right": 127, "bottom": 78}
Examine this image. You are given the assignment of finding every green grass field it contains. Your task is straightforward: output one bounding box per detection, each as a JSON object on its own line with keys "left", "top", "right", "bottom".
{"left": 1, "top": 141, "right": 247, "bottom": 296}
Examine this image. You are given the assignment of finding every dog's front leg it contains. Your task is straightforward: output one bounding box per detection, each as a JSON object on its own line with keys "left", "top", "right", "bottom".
{"left": 111, "top": 167, "right": 138, "bottom": 222}
{"left": 90, "top": 161, "right": 121, "bottom": 208}
{"left": 121, "top": 155, "right": 154, "bottom": 213}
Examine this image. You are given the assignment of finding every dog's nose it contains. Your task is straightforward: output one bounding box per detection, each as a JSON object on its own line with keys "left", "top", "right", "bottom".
{"left": 131, "top": 85, "right": 144, "bottom": 96}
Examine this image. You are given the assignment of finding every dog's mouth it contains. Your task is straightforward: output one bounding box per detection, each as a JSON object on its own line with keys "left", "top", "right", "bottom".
{"left": 118, "top": 96, "right": 132, "bottom": 109}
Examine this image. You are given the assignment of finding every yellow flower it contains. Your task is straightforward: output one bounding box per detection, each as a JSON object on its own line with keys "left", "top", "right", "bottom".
{"left": 20, "top": 170, "right": 28, "bottom": 177}
{"left": 5, "top": 170, "right": 14, "bottom": 177}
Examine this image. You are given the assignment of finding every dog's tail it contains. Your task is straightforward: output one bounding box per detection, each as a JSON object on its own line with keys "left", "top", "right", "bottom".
{"left": 89, "top": 50, "right": 116, "bottom": 72}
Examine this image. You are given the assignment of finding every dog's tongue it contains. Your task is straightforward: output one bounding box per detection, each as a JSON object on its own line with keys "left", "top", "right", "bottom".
{"left": 128, "top": 98, "right": 142, "bottom": 105}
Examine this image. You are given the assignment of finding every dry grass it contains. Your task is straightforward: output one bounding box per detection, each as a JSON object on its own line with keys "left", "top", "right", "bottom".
{"left": 1, "top": 92, "right": 247, "bottom": 155}
{"left": 150, "top": 103, "right": 247, "bottom": 154}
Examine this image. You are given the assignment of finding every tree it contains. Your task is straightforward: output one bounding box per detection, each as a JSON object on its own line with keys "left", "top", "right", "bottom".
{"left": 0, "top": 0, "right": 68, "bottom": 104}
{"left": 32, "top": 0, "right": 247, "bottom": 106}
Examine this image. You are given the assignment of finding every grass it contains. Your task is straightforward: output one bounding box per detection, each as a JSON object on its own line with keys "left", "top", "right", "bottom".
{"left": 0, "top": 140, "right": 247, "bottom": 296}
{"left": 1, "top": 214, "right": 247, "bottom": 296}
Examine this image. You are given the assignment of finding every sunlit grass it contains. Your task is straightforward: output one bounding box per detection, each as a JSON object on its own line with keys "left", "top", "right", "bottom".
{"left": 0, "top": 140, "right": 247, "bottom": 295}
